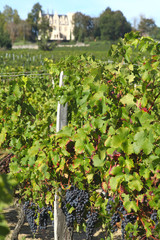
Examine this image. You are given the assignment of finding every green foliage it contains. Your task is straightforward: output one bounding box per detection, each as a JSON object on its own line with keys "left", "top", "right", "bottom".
{"left": 0, "top": 12, "right": 12, "bottom": 49}
{"left": 38, "top": 14, "right": 52, "bottom": 41}
{"left": 151, "top": 26, "right": 160, "bottom": 40}
{"left": 0, "top": 27, "right": 12, "bottom": 49}
{"left": 27, "top": 3, "right": 42, "bottom": 41}
{"left": 99, "top": 7, "right": 132, "bottom": 40}
{"left": 0, "top": 32, "right": 160, "bottom": 239}
{"left": 3, "top": 5, "right": 21, "bottom": 24}
{"left": 73, "top": 12, "right": 94, "bottom": 42}
{"left": 38, "top": 38, "right": 57, "bottom": 51}
{"left": 138, "top": 17, "right": 156, "bottom": 36}
{"left": 73, "top": 8, "right": 132, "bottom": 42}
{"left": 1, "top": 6, "right": 23, "bottom": 43}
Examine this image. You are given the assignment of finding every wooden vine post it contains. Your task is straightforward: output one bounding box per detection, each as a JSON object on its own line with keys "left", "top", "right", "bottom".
{"left": 54, "top": 71, "right": 73, "bottom": 240}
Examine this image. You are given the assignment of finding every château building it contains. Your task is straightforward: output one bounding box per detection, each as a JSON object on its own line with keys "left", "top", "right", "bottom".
{"left": 38, "top": 11, "right": 75, "bottom": 41}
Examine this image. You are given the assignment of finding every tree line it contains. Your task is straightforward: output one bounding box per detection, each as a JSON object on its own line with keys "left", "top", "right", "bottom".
{"left": 1, "top": 2, "right": 160, "bottom": 49}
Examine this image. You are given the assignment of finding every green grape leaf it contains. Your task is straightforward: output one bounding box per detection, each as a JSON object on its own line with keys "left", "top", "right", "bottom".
{"left": 109, "top": 174, "right": 124, "bottom": 191}
{"left": 123, "top": 200, "right": 139, "bottom": 212}
{"left": 120, "top": 94, "right": 135, "bottom": 107}
{"left": 75, "top": 139, "right": 85, "bottom": 153}
{"left": 128, "top": 179, "right": 143, "bottom": 191}
{"left": 92, "top": 154, "right": 105, "bottom": 167}
{"left": 110, "top": 166, "right": 122, "bottom": 175}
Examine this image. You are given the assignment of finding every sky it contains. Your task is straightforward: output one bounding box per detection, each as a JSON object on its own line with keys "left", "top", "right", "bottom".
{"left": 0, "top": 0, "right": 160, "bottom": 27}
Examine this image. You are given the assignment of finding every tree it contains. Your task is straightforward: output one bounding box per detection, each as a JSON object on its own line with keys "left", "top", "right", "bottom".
{"left": 27, "top": 2, "right": 42, "bottom": 41}
{"left": 0, "top": 11, "right": 5, "bottom": 27}
{"left": 3, "top": 5, "right": 20, "bottom": 24}
{"left": 2, "top": 5, "right": 21, "bottom": 43}
{"left": 0, "top": 26, "right": 12, "bottom": 49}
{"left": 13, "top": 9, "right": 21, "bottom": 24}
{"left": 5, "top": 23, "right": 19, "bottom": 43}
{"left": 73, "top": 12, "right": 94, "bottom": 42}
{"left": 0, "top": 12, "right": 12, "bottom": 49}
{"left": 38, "top": 18, "right": 54, "bottom": 50}
{"left": 38, "top": 14, "right": 56, "bottom": 50}
{"left": 150, "top": 26, "right": 160, "bottom": 40}
{"left": 38, "top": 14, "right": 52, "bottom": 38}
{"left": 99, "top": 7, "right": 131, "bottom": 40}
{"left": 3, "top": 5, "right": 13, "bottom": 23}
{"left": 138, "top": 16, "right": 157, "bottom": 36}
{"left": 19, "top": 21, "right": 32, "bottom": 42}
{"left": 92, "top": 17, "right": 101, "bottom": 40}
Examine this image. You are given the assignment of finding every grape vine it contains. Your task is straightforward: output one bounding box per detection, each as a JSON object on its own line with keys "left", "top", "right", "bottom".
{"left": 0, "top": 32, "right": 160, "bottom": 239}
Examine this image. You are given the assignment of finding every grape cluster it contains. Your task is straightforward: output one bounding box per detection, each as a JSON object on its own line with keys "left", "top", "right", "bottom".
{"left": 110, "top": 212, "right": 120, "bottom": 233}
{"left": 106, "top": 198, "right": 137, "bottom": 240}
{"left": 61, "top": 200, "right": 75, "bottom": 227}
{"left": 106, "top": 197, "right": 115, "bottom": 214}
{"left": 23, "top": 201, "right": 53, "bottom": 234}
{"left": 86, "top": 211, "right": 98, "bottom": 240}
{"left": 117, "top": 201, "right": 136, "bottom": 240}
{"left": 23, "top": 201, "right": 37, "bottom": 234}
{"left": 121, "top": 213, "right": 137, "bottom": 240}
{"left": 38, "top": 206, "right": 50, "bottom": 230}
{"left": 61, "top": 185, "right": 89, "bottom": 227}
{"left": 106, "top": 197, "right": 121, "bottom": 233}
{"left": 117, "top": 200, "right": 127, "bottom": 215}
{"left": 151, "top": 210, "right": 158, "bottom": 227}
